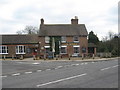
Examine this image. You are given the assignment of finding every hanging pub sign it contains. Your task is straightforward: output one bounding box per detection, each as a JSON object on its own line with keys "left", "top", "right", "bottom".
{"left": 61, "top": 42, "right": 79, "bottom": 46}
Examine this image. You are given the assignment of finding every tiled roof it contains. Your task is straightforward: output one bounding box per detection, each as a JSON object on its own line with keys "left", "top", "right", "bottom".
{"left": 39, "top": 24, "right": 88, "bottom": 36}
{"left": 1, "top": 35, "right": 39, "bottom": 44}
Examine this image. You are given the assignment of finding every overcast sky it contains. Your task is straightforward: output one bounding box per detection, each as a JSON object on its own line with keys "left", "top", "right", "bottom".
{"left": 0, "top": 0, "right": 119, "bottom": 40}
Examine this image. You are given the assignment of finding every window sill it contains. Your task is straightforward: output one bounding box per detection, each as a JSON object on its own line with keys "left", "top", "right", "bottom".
{"left": 16, "top": 53, "right": 26, "bottom": 54}
{"left": 45, "top": 42, "right": 50, "bottom": 43}
{"left": 61, "top": 41, "right": 66, "bottom": 43}
{"left": 73, "top": 41, "right": 79, "bottom": 43}
{"left": 0, "top": 53, "right": 8, "bottom": 54}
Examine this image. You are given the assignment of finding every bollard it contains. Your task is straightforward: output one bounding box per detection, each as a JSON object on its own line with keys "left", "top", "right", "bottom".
{"left": 44, "top": 54, "right": 46, "bottom": 60}
{"left": 37, "top": 56, "right": 40, "bottom": 60}
{"left": 12, "top": 55, "right": 14, "bottom": 60}
{"left": 82, "top": 54, "right": 84, "bottom": 60}
{"left": 93, "top": 54, "right": 94, "bottom": 59}
{"left": 56, "top": 55, "right": 58, "bottom": 60}
{"left": 4, "top": 55, "right": 6, "bottom": 60}
{"left": 69, "top": 54, "right": 70, "bottom": 60}
{"left": 33, "top": 55, "right": 36, "bottom": 60}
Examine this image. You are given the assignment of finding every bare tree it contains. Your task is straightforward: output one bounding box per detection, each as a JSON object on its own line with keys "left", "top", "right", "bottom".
{"left": 108, "top": 31, "right": 114, "bottom": 40}
{"left": 16, "top": 25, "right": 39, "bottom": 34}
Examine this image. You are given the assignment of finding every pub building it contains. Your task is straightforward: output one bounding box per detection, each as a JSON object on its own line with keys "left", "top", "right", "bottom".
{"left": 0, "top": 16, "right": 93, "bottom": 59}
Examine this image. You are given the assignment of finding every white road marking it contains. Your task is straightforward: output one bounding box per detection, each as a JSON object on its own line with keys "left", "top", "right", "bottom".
{"left": 84, "top": 63, "right": 88, "bottom": 65}
{"left": 57, "top": 66, "right": 63, "bottom": 68}
{"left": 101, "top": 67, "right": 111, "bottom": 71}
{"left": 75, "top": 64, "right": 79, "bottom": 66}
{"left": 71, "top": 64, "right": 74, "bottom": 66}
{"left": 101, "top": 65, "right": 119, "bottom": 71}
{"left": 112, "top": 65, "right": 119, "bottom": 68}
{"left": 55, "top": 67, "right": 59, "bottom": 69}
{"left": 54, "top": 66, "right": 63, "bottom": 69}
{"left": 32, "top": 63, "right": 40, "bottom": 65}
{"left": 1, "top": 75, "right": 7, "bottom": 78}
{"left": 37, "top": 70, "right": 42, "bottom": 72}
{"left": 36, "top": 73, "right": 87, "bottom": 87}
{"left": 46, "top": 69, "right": 51, "bottom": 71}
{"left": 17, "top": 62, "right": 23, "bottom": 64}
{"left": 71, "top": 64, "right": 76, "bottom": 66}
{"left": 81, "top": 63, "right": 84, "bottom": 65}
{"left": 65, "top": 65, "right": 71, "bottom": 67}
{"left": 12, "top": 73, "right": 20, "bottom": 76}
{"left": 92, "top": 62, "right": 95, "bottom": 63}
{"left": 25, "top": 71, "right": 32, "bottom": 74}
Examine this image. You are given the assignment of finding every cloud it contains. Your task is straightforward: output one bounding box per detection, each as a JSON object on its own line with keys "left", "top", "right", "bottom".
{"left": 0, "top": 0, "right": 119, "bottom": 40}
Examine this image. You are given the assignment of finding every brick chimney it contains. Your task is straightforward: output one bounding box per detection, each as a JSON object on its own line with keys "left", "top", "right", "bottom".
{"left": 71, "top": 16, "right": 78, "bottom": 24}
{"left": 40, "top": 18, "right": 44, "bottom": 25}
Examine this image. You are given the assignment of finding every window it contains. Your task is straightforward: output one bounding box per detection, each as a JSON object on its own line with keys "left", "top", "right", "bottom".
{"left": 73, "top": 46, "right": 79, "bottom": 53}
{"left": 26, "top": 48, "right": 32, "bottom": 54}
{"left": 44, "top": 46, "right": 50, "bottom": 53}
{"left": 82, "top": 47, "right": 86, "bottom": 53}
{"left": 73, "top": 36, "right": 79, "bottom": 42}
{"left": 61, "top": 36, "right": 66, "bottom": 43}
{"left": 16, "top": 45, "right": 25, "bottom": 54}
{"left": 45, "top": 36, "right": 50, "bottom": 43}
{"left": 0, "top": 46, "right": 8, "bottom": 54}
{"left": 61, "top": 46, "right": 67, "bottom": 54}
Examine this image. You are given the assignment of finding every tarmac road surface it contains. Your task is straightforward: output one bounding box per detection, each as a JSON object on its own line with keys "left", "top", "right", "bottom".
{"left": 1, "top": 58, "right": 119, "bottom": 88}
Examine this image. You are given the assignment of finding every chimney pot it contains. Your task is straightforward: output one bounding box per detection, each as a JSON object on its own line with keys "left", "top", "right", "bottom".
{"left": 41, "top": 18, "right": 44, "bottom": 25}
{"left": 71, "top": 16, "right": 78, "bottom": 24}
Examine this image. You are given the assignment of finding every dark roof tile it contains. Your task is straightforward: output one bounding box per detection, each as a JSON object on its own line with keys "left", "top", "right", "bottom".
{"left": 1, "top": 35, "right": 39, "bottom": 44}
{"left": 39, "top": 24, "right": 88, "bottom": 36}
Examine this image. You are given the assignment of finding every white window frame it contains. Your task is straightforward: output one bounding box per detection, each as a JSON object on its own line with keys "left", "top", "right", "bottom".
{"left": 16, "top": 45, "right": 26, "bottom": 54}
{"left": 61, "top": 36, "right": 66, "bottom": 43}
{"left": 44, "top": 46, "right": 50, "bottom": 53}
{"left": 0, "top": 45, "right": 8, "bottom": 54}
{"left": 44, "top": 46, "right": 50, "bottom": 48}
{"left": 45, "top": 36, "right": 50, "bottom": 43}
{"left": 73, "top": 45, "right": 80, "bottom": 54}
{"left": 60, "top": 46, "right": 67, "bottom": 54}
{"left": 73, "top": 36, "right": 79, "bottom": 42}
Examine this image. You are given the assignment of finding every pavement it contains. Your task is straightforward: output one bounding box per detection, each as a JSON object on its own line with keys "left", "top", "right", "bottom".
{"left": 1, "top": 57, "right": 119, "bottom": 88}
{"left": 1, "top": 56, "right": 119, "bottom": 62}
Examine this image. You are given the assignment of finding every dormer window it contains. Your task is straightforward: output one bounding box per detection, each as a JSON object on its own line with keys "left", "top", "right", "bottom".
{"left": 73, "top": 36, "right": 79, "bottom": 42}
{"left": 61, "top": 36, "right": 66, "bottom": 43}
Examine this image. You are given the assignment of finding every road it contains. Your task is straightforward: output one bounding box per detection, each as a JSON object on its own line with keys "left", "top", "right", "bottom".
{"left": 1, "top": 58, "right": 119, "bottom": 88}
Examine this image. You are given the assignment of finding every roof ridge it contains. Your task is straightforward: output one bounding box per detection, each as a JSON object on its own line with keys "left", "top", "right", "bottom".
{"left": 1, "top": 34, "right": 38, "bottom": 36}
{"left": 43, "top": 24, "right": 85, "bottom": 25}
